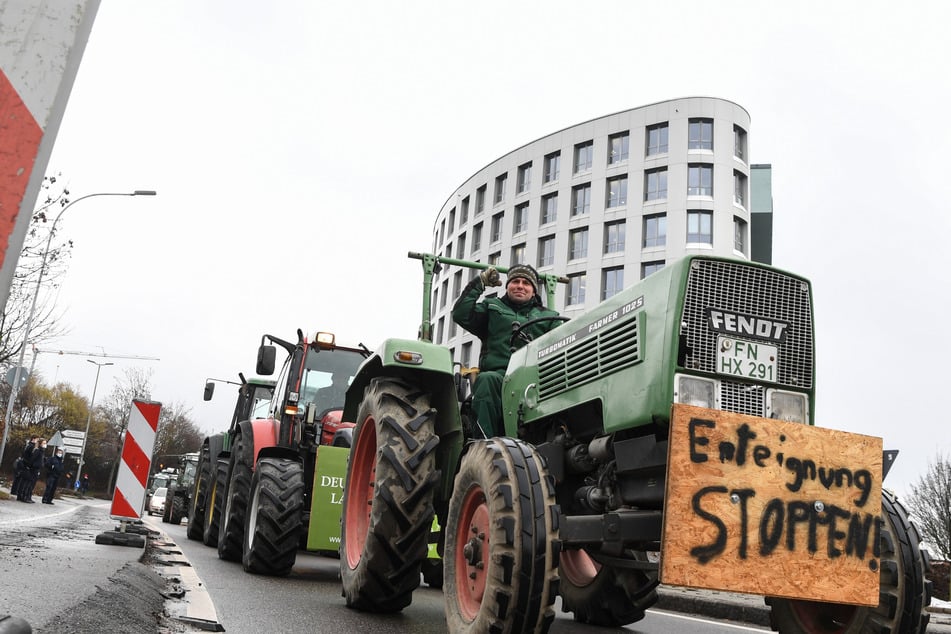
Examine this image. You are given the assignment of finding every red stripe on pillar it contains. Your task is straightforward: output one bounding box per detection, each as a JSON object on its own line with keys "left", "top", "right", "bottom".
{"left": 133, "top": 400, "right": 161, "bottom": 432}
{"left": 0, "top": 69, "right": 42, "bottom": 269}
{"left": 111, "top": 487, "right": 137, "bottom": 519}
{"left": 121, "top": 432, "right": 150, "bottom": 488}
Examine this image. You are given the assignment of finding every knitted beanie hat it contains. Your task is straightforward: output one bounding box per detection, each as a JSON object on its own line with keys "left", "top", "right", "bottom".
{"left": 507, "top": 264, "right": 539, "bottom": 292}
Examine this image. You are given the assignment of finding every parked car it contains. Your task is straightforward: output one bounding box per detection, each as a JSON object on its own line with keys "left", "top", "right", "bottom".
{"left": 147, "top": 487, "right": 168, "bottom": 516}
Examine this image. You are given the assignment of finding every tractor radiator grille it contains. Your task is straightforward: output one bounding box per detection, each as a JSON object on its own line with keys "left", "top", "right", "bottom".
{"left": 682, "top": 259, "right": 814, "bottom": 390}
{"left": 538, "top": 315, "right": 640, "bottom": 400}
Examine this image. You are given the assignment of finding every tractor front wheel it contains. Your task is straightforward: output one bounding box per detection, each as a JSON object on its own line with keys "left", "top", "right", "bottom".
{"left": 218, "top": 434, "right": 253, "bottom": 562}
{"left": 444, "top": 437, "right": 559, "bottom": 634}
{"left": 203, "top": 458, "right": 228, "bottom": 547}
{"left": 340, "top": 377, "right": 439, "bottom": 613}
{"left": 766, "top": 488, "right": 932, "bottom": 634}
{"left": 242, "top": 457, "right": 304, "bottom": 576}
{"left": 187, "top": 450, "right": 211, "bottom": 540}
{"left": 558, "top": 548, "right": 658, "bottom": 626}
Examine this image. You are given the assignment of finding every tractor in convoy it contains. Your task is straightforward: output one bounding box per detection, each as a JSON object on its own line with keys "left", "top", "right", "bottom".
{"left": 212, "top": 330, "right": 369, "bottom": 575}
{"left": 161, "top": 452, "right": 199, "bottom": 525}
{"left": 338, "top": 252, "right": 932, "bottom": 634}
{"left": 187, "top": 374, "right": 276, "bottom": 543}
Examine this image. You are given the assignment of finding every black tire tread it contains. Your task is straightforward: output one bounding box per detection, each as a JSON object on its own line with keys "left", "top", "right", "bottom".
{"left": 242, "top": 457, "right": 304, "bottom": 576}
{"left": 218, "top": 434, "right": 252, "bottom": 561}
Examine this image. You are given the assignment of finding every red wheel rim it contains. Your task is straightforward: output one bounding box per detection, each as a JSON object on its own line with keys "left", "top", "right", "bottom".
{"left": 790, "top": 600, "right": 857, "bottom": 633}
{"left": 455, "top": 485, "right": 490, "bottom": 620}
{"left": 344, "top": 416, "right": 377, "bottom": 568}
{"left": 559, "top": 548, "right": 600, "bottom": 587}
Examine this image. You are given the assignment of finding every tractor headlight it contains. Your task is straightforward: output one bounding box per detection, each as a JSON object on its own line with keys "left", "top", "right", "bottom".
{"left": 675, "top": 375, "right": 718, "bottom": 409}
{"left": 767, "top": 390, "right": 808, "bottom": 423}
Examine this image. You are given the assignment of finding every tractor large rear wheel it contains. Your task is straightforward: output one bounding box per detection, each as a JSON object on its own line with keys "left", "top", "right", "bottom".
{"left": 340, "top": 377, "right": 439, "bottom": 613}
{"left": 203, "top": 458, "right": 228, "bottom": 547}
{"left": 766, "top": 488, "right": 932, "bottom": 633}
{"left": 559, "top": 548, "right": 658, "bottom": 626}
{"left": 444, "top": 437, "right": 559, "bottom": 634}
{"left": 242, "top": 457, "right": 304, "bottom": 576}
{"left": 218, "top": 434, "right": 253, "bottom": 562}
{"left": 187, "top": 450, "right": 211, "bottom": 540}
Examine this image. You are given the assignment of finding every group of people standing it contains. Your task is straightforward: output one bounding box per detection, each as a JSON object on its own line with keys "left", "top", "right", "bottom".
{"left": 11, "top": 436, "right": 66, "bottom": 504}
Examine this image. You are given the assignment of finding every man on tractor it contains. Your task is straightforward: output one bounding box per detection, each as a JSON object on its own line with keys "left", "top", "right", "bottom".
{"left": 451, "top": 263, "right": 561, "bottom": 437}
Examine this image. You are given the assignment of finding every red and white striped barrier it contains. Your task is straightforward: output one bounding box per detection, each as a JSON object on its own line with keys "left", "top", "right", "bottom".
{"left": 110, "top": 399, "right": 161, "bottom": 520}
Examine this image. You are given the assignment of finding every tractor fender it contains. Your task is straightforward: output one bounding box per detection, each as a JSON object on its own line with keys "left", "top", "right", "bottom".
{"left": 235, "top": 419, "right": 296, "bottom": 467}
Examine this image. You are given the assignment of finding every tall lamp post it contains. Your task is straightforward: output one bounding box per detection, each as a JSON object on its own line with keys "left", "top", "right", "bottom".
{"left": 75, "top": 359, "right": 113, "bottom": 490}
{"left": 0, "top": 190, "right": 156, "bottom": 467}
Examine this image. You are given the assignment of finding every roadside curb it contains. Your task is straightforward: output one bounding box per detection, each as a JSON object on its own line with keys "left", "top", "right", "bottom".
{"left": 148, "top": 534, "right": 225, "bottom": 632}
{"left": 655, "top": 587, "right": 770, "bottom": 627}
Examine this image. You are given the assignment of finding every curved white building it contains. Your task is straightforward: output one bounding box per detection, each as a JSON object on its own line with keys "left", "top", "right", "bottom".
{"left": 430, "top": 97, "right": 772, "bottom": 367}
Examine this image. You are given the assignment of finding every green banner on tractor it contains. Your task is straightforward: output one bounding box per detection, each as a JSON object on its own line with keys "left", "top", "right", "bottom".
{"left": 306, "top": 445, "right": 349, "bottom": 551}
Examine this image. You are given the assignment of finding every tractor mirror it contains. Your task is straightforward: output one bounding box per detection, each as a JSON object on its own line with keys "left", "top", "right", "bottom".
{"left": 203, "top": 381, "right": 215, "bottom": 401}
{"left": 257, "top": 345, "right": 276, "bottom": 376}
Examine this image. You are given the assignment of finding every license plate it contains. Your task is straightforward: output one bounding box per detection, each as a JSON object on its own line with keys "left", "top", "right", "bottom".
{"left": 717, "top": 336, "right": 777, "bottom": 381}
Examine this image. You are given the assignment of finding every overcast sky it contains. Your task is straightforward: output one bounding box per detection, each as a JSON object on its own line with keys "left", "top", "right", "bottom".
{"left": 31, "top": 0, "right": 950, "bottom": 499}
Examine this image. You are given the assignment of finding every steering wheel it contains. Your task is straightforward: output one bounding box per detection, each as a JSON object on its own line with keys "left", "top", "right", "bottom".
{"left": 510, "top": 315, "right": 571, "bottom": 350}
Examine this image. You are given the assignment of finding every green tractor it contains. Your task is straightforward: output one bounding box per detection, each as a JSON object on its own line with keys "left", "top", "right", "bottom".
{"left": 187, "top": 374, "right": 276, "bottom": 543}
{"left": 339, "top": 253, "right": 932, "bottom": 634}
{"left": 162, "top": 452, "right": 199, "bottom": 525}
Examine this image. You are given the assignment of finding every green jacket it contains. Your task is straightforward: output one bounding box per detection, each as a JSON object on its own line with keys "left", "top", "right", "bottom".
{"left": 452, "top": 277, "right": 561, "bottom": 373}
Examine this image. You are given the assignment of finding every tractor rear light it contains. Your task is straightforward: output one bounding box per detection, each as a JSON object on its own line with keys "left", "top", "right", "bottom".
{"left": 767, "top": 390, "right": 808, "bottom": 423}
{"left": 674, "top": 374, "right": 718, "bottom": 409}
{"left": 394, "top": 351, "right": 424, "bottom": 365}
{"left": 285, "top": 405, "right": 300, "bottom": 416}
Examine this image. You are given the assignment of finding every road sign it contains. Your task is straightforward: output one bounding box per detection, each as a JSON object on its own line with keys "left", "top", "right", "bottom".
{"left": 5, "top": 366, "right": 28, "bottom": 387}
{"left": 61, "top": 430, "right": 85, "bottom": 439}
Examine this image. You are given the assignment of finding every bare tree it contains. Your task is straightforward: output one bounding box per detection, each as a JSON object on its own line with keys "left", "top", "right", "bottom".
{"left": 906, "top": 453, "right": 951, "bottom": 560}
{"left": 153, "top": 401, "right": 202, "bottom": 463}
{"left": 0, "top": 174, "right": 74, "bottom": 368}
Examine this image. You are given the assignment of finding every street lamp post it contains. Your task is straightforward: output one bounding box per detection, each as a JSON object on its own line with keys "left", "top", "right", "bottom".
{"left": 0, "top": 190, "right": 156, "bottom": 467}
{"left": 75, "top": 359, "right": 113, "bottom": 490}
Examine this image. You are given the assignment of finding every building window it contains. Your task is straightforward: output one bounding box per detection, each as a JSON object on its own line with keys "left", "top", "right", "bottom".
{"left": 734, "top": 170, "right": 747, "bottom": 207}
{"left": 687, "top": 210, "right": 713, "bottom": 245}
{"left": 448, "top": 208, "right": 455, "bottom": 233}
{"left": 453, "top": 270, "right": 463, "bottom": 299}
{"left": 734, "top": 216, "right": 747, "bottom": 254}
{"left": 602, "top": 267, "right": 624, "bottom": 300}
{"left": 568, "top": 274, "right": 586, "bottom": 306}
{"left": 541, "top": 193, "right": 557, "bottom": 225}
{"left": 460, "top": 196, "right": 469, "bottom": 225}
{"left": 471, "top": 222, "right": 483, "bottom": 253}
{"left": 543, "top": 151, "right": 560, "bottom": 183}
{"left": 491, "top": 212, "right": 504, "bottom": 243}
{"left": 475, "top": 185, "right": 486, "bottom": 215}
{"left": 643, "top": 213, "right": 667, "bottom": 248}
{"left": 538, "top": 235, "right": 555, "bottom": 268}
{"left": 646, "top": 122, "right": 669, "bottom": 156}
{"left": 456, "top": 233, "right": 466, "bottom": 258}
{"left": 571, "top": 184, "right": 591, "bottom": 217}
{"left": 461, "top": 341, "right": 473, "bottom": 368}
{"left": 439, "top": 219, "right": 445, "bottom": 246}
{"left": 569, "top": 228, "right": 588, "bottom": 260}
{"left": 494, "top": 173, "right": 507, "bottom": 205}
{"left": 574, "top": 141, "right": 593, "bottom": 173}
{"left": 606, "top": 176, "right": 628, "bottom": 208}
{"left": 489, "top": 251, "right": 501, "bottom": 266}
{"left": 517, "top": 162, "right": 532, "bottom": 194}
{"left": 608, "top": 132, "right": 629, "bottom": 165}
{"left": 511, "top": 242, "right": 526, "bottom": 265}
{"left": 448, "top": 319, "right": 457, "bottom": 339}
{"left": 642, "top": 261, "right": 664, "bottom": 279}
{"left": 513, "top": 202, "right": 529, "bottom": 234}
{"left": 688, "top": 118, "right": 713, "bottom": 150}
{"left": 604, "top": 220, "right": 625, "bottom": 254}
{"left": 440, "top": 279, "right": 449, "bottom": 308}
{"left": 437, "top": 317, "right": 444, "bottom": 344}
{"left": 644, "top": 168, "right": 667, "bottom": 201}
{"left": 734, "top": 125, "right": 747, "bottom": 162}
{"left": 688, "top": 164, "right": 713, "bottom": 197}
